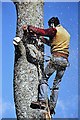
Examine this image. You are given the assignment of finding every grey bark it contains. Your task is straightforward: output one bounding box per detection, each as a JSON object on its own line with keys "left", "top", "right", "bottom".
{"left": 13, "top": 1, "right": 49, "bottom": 119}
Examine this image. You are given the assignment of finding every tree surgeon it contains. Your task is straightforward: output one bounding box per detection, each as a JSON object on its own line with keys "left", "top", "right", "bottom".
{"left": 22, "top": 17, "right": 70, "bottom": 115}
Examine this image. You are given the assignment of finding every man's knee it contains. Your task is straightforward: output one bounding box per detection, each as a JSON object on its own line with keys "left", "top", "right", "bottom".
{"left": 39, "top": 79, "right": 48, "bottom": 85}
{"left": 57, "top": 68, "right": 65, "bottom": 79}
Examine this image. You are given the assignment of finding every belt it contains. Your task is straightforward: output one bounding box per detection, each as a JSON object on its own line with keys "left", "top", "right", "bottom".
{"left": 52, "top": 52, "right": 68, "bottom": 60}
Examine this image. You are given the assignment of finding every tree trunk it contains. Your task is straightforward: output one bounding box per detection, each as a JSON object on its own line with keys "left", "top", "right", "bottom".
{"left": 13, "top": 1, "right": 51, "bottom": 119}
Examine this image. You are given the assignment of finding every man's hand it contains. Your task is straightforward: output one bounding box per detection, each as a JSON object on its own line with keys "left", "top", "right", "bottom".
{"left": 22, "top": 25, "right": 28, "bottom": 31}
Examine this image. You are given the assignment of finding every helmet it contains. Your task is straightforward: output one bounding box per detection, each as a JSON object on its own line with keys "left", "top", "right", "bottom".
{"left": 48, "top": 17, "right": 60, "bottom": 27}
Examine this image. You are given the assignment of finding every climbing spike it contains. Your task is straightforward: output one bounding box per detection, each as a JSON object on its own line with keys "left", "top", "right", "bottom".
{"left": 43, "top": 100, "right": 51, "bottom": 120}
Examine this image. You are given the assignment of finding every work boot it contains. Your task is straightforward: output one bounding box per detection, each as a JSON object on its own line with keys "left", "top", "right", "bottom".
{"left": 30, "top": 100, "right": 46, "bottom": 109}
{"left": 49, "top": 101, "right": 56, "bottom": 115}
{"left": 50, "top": 107, "right": 55, "bottom": 115}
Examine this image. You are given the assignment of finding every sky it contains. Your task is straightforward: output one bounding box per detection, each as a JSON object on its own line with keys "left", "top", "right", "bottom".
{"left": 1, "top": 1, "right": 78, "bottom": 119}
{"left": 0, "top": 1, "right": 2, "bottom": 119}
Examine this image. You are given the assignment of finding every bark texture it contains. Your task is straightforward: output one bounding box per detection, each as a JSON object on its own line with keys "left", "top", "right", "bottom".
{"left": 13, "top": 1, "right": 50, "bottom": 119}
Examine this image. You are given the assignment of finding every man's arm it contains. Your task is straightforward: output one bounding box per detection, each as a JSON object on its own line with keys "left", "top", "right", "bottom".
{"left": 28, "top": 25, "right": 57, "bottom": 37}
{"left": 41, "top": 37, "right": 50, "bottom": 46}
{"left": 22, "top": 25, "right": 57, "bottom": 37}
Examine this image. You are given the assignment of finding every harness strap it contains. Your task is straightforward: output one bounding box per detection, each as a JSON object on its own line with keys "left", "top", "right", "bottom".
{"left": 52, "top": 52, "right": 68, "bottom": 60}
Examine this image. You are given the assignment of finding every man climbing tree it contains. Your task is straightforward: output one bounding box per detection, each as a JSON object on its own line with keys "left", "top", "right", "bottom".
{"left": 22, "top": 17, "right": 70, "bottom": 115}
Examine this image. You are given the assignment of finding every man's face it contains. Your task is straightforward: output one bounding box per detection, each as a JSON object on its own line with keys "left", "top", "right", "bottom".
{"left": 49, "top": 23, "right": 55, "bottom": 28}
{"left": 51, "top": 23, "right": 55, "bottom": 28}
